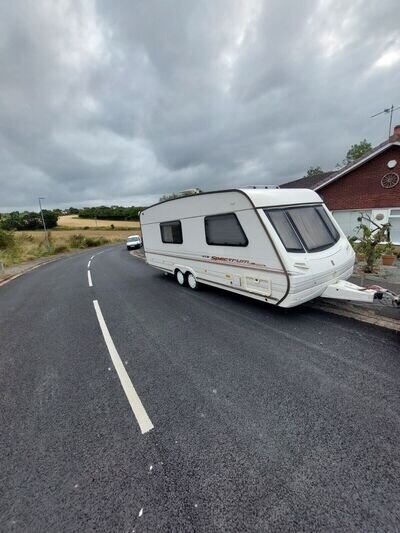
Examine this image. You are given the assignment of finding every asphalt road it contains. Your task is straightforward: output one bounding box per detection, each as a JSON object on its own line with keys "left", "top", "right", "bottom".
{"left": 0, "top": 245, "right": 399, "bottom": 532}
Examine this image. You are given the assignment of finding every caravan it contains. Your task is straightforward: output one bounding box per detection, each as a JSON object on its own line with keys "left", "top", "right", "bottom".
{"left": 140, "top": 188, "right": 380, "bottom": 308}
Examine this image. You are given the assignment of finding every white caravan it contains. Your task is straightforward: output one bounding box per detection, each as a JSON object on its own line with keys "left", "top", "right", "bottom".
{"left": 140, "top": 188, "right": 390, "bottom": 308}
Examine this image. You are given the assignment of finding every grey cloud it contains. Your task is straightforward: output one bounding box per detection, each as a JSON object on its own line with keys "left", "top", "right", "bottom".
{"left": 1, "top": 0, "right": 400, "bottom": 210}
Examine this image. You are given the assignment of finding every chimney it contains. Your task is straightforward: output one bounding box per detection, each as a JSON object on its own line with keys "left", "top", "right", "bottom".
{"left": 390, "top": 124, "right": 400, "bottom": 141}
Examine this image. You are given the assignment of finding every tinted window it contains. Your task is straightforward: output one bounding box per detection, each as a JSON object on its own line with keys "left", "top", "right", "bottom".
{"left": 205, "top": 213, "right": 248, "bottom": 246}
{"left": 267, "top": 210, "right": 303, "bottom": 252}
{"left": 265, "top": 205, "right": 340, "bottom": 253}
{"left": 315, "top": 206, "right": 340, "bottom": 241}
{"left": 160, "top": 220, "right": 183, "bottom": 244}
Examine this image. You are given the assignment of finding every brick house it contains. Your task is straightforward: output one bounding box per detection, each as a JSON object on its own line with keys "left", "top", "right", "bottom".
{"left": 281, "top": 126, "right": 400, "bottom": 244}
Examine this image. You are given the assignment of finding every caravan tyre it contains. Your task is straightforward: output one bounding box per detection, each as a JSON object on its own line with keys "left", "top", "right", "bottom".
{"left": 187, "top": 273, "right": 199, "bottom": 290}
{"left": 176, "top": 270, "right": 186, "bottom": 286}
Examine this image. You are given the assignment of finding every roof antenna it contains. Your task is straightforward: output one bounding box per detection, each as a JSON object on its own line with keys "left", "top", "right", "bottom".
{"left": 370, "top": 104, "right": 400, "bottom": 137}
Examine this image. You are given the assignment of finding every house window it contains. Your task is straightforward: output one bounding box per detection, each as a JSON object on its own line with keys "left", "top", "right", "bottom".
{"left": 204, "top": 213, "right": 248, "bottom": 246}
{"left": 160, "top": 220, "right": 183, "bottom": 244}
{"left": 265, "top": 205, "right": 340, "bottom": 253}
{"left": 389, "top": 209, "right": 400, "bottom": 244}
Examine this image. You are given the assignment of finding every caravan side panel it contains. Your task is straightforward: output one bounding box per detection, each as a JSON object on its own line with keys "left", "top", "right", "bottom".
{"left": 141, "top": 192, "right": 289, "bottom": 304}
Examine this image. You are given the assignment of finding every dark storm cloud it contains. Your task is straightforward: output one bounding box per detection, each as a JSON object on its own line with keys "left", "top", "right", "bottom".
{"left": 1, "top": 0, "right": 400, "bottom": 210}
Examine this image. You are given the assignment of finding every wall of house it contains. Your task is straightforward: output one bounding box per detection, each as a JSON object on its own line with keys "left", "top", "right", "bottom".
{"left": 332, "top": 208, "right": 400, "bottom": 244}
{"left": 320, "top": 145, "right": 400, "bottom": 210}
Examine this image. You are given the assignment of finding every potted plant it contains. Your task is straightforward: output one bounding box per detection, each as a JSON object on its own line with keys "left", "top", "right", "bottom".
{"left": 381, "top": 242, "right": 397, "bottom": 266}
{"left": 353, "top": 216, "right": 391, "bottom": 273}
{"left": 348, "top": 236, "right": 364, "bottom": 261}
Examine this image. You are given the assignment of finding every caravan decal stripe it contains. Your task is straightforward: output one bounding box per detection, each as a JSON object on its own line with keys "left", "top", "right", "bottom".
{"left": 145, "top": 249, "right": 286, "bottom": 275}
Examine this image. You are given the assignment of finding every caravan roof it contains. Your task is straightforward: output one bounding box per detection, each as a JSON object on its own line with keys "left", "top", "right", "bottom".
{"left": 144, "top": 187, "right": 322, "bottom": 213}
{"left": 237, "top": 188, "right": 321, "bottom": 208}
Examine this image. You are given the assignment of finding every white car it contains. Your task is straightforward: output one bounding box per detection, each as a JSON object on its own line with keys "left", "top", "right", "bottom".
{"left": 126, "top": 235, "right": 142, "bottom": 250}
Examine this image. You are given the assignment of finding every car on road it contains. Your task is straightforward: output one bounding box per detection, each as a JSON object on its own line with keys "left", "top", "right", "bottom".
{"left": 126, "top": 235, "right": 142, "bottom": 250}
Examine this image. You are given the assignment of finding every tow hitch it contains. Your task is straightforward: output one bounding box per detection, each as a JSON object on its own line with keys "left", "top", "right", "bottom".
{"left": 321, "top": 280, "right": 400, "bottom": 307}
{"left": 369, "top": 285, "right": 400, "bottom": 307}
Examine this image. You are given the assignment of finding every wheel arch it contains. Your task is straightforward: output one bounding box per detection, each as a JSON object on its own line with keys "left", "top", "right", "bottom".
{"left": 173, "top": 264, "right": 196, "bottom": 277}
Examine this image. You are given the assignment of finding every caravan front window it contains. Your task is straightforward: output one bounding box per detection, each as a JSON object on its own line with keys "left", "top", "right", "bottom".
{"left": 265, "top": 205, "right": 340, "bottom": 253}
{"left": 266, "top": 210, "right": 304, "bottom": 252}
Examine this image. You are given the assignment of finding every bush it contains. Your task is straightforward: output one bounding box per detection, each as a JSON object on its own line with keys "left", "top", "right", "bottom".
{"left": 68, "top": 234, "right": 86, "bottom": 248}
{"left": 353, "top": 217, "right": 392, "bottom": 273}
{"left": 0, "top": 229, "right": 15, "bottom": 250}
{"left": 0, "top": 210, "right": 58, "bottom": 231}
{"left": 84, "top": 236, "right": 109, "bottom": 247}
{"left": 68, "top": 234, "right": 109, "bottom": 249}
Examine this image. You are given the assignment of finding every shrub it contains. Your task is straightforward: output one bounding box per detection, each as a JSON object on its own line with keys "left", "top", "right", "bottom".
{"left": 68, "top": 234, "right": 109, "bottom": 249}
{"left": 353, "top": 216, "right": 391, "bottom": 273}
{"left": 0, "top": 229, "right": 16, "bottom": 250}
{"left": 68, "top": 234, "right": 86, "bottom": 248}
{"left": 0, "top": 210, "right": 58, "bottom": 231}
{"left": 84, "top": 236, "right": 109, "bottom": 247}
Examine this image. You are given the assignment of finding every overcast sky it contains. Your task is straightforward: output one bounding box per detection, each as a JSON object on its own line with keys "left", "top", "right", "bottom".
{"left": 1, "top": 0, "right": 399, "bottom": 211}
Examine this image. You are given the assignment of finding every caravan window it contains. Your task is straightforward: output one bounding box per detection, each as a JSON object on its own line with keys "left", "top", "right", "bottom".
{"left": 265, "top": 205, "right": 340, "bottom": 252}
{"left": 160, "top": 220, "right": 183, "bottom": 244}
{"left": 267, "top": 210, "right": 304, "bottom": 252}
{"left": 205, "top": 213, "right": 248, "bottom": 246}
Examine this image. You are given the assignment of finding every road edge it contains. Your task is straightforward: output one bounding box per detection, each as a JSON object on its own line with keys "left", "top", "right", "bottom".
{"left": 0, "top": 244, "right": 119, "bottom": 289}
{"left": 308, "top": 301, "right": 400, "bottom": 332}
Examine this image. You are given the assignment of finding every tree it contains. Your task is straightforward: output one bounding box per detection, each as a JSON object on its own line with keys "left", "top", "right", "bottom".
{"left": 352, "top": 214, "right": 391, "bottom": 273}
{"left": 0, "top": 210, "right": 58, "bottom": 230}
{"left": 304, "top": 166, "right": 325, "bottom": 179}
{"left": 338, "top": 139, "right": 372, "bottom": 168}
{"left": 78, "top": 206, "right": 142, "bottom": 221}
{"left": 42, "top": 210, "right": 58, "bottom": 228}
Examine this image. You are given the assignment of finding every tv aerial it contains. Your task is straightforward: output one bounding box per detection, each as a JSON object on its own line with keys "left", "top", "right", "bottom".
{"left": 370, "top": 104, "right": 400, "bottom": 137}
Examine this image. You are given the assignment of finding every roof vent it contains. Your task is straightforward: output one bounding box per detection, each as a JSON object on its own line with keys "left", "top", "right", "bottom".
{"left": 241, "top": 185, "right": 280, "bottom": 189}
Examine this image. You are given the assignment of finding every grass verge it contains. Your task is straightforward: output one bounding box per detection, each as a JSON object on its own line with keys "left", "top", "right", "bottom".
{"left": 0, "top": 228, "right": 137, "bottom": 268}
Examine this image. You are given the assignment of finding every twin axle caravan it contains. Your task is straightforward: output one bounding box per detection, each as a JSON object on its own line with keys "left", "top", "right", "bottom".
{"left": 140, "top": 188, "right": 385, "bottom": 308}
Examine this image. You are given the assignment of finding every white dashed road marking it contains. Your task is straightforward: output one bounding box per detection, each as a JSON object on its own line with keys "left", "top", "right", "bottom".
{"left": 93, "top": 300, "right": 154, "bottom": 434}
{"left": 88, "top": 270, "right": 93, "bottom": 287}
{"left": 88, "top": 260, "right": 91, "bottom": 268}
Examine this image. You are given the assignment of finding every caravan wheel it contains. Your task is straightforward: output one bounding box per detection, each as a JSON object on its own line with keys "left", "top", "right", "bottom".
{"left": 176, "top": 270, "right": 186, "bottom": 286}
{"left": 187, "top": 273, "right": 199, "bottom": 290}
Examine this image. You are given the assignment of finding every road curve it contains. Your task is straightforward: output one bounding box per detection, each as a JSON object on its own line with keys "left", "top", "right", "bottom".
{"left": 0, "top": 245, "right": 399, "bottom": 532}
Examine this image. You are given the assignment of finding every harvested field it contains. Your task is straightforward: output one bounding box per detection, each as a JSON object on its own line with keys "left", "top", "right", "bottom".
{"left": 58, "top": 215, "right": 140, "bottom": 230}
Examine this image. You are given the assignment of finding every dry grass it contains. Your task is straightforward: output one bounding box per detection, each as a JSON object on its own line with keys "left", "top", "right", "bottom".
{"left": 35, "top": 229, "right": 139, "bottom": 240}
{"left": 0, "top": 228, "right": 141, "bottom": 267}
{"left": 58, "top": 214, "right": 140, "bottom": 230}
